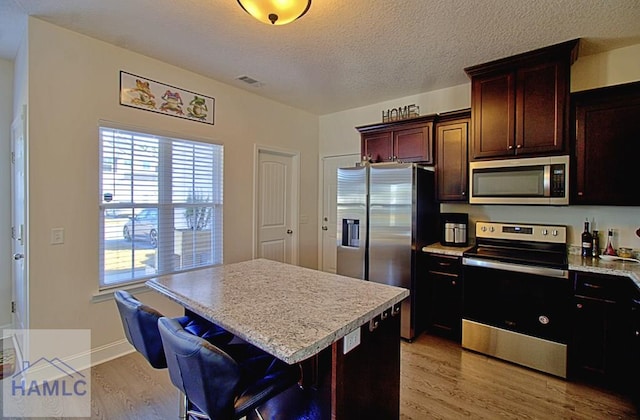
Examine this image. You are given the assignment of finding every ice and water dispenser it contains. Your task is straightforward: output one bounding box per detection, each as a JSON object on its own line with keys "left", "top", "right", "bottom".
{"left": 341, "top": 218, "right": 360, "bottom": 247}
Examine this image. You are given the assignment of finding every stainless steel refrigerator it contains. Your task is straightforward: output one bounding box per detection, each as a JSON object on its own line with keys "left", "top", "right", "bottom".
{"left": 336, "top": 162, "right": 438, "bottom": 340}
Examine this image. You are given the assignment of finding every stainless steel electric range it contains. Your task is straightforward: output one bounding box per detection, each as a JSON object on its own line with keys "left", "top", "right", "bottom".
{"left": 462, "top": 221, "right": 570, "bottom": 378}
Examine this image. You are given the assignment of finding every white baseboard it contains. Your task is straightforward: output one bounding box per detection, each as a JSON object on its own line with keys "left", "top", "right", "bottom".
{"left": 90, "top": 339, "right": 135, "bottom": 367}
{"left": 1, "top": 331, "right": 135, "bottom": 370}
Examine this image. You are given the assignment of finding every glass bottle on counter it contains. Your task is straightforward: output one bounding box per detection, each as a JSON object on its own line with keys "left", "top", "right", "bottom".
{"left": 591, "top": 230, "right": 600, "bottom": 257}
{"left": 603, "top": 229, "right": 617, "bottom": 256}
{"left": 581, "top": 219, "right": 592, "bottom": 257}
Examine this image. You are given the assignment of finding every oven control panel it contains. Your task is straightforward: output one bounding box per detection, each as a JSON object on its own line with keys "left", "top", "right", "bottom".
{"left": 475, "top": 221, "right": 567, "bottom": 244}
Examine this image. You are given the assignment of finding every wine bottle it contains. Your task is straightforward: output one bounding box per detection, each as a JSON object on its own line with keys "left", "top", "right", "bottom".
{"left": 581, "top": 219, "right": 592, "bottom": 258}
{"left": 591, "top": 230, "right": 600, "bottom": 257}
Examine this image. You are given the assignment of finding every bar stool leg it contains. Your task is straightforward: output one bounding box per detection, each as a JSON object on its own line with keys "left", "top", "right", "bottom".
{"left": 179, "top": 391, "right": 188, "bottom": 419}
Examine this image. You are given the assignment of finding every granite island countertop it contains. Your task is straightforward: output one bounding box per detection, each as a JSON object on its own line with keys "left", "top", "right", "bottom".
{"left": 146, "top": 258, "right": 409, "bottom": 364}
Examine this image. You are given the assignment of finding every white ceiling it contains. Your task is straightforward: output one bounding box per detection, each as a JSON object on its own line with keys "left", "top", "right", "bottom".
{"left": 1, "top": 0, "right": 640, "bottom": 115}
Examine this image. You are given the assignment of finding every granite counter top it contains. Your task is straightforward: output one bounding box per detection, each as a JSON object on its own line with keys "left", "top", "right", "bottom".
{"left": 146, "top": 258, "right": 409, "bottom": 364}
{"left": 568, "top": 254, "right": 640, "bottom": 288}
{"left": 422, "top": 242, "right": 473, "bottom": 257}
{"left": 423, "top": 242, "right": 640, "bottom": 289}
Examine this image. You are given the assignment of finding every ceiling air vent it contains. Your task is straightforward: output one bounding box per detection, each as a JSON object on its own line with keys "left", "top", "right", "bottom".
{"left": 236, "top": 75, "right": 264, "bottom": 87}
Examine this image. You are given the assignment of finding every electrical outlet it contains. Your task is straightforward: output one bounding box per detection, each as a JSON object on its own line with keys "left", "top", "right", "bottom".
{"left": 343, "top": 327, "right": 361, "bottom": 354}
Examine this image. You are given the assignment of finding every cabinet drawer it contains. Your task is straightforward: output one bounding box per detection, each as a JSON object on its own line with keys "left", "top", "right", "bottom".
{"left": 573, "top": 272, "right": 630, "bottom": 302}
{"left": 426, "top": 254, "right": 461, "bottom": 275}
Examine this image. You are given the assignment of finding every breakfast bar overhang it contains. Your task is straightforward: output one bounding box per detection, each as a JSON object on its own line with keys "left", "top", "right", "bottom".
{"left": 146, "top": 258, "right": 409, "bottom": 419}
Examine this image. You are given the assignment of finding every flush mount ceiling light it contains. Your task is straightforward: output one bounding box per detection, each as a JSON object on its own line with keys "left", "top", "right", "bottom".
{"left": 237, "top": 0, "right": 311, "bottom": 25}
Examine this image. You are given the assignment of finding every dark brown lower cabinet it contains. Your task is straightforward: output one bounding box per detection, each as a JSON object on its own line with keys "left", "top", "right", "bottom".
{"left": 569, "top": 272, "right": 635, "bottom": 393}
{"left": 424, "top": 253, "right": 463, "bottom": 342}
{"left": 632, "top": 298, "right": 640, "bottom": 407}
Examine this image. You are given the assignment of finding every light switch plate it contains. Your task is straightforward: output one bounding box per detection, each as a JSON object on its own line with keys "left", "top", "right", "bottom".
{"left": 51, "top": 227, "right": 64, "bottom": 245}
{"left": 343, "top": 327, "right": 361, "bottom": 354}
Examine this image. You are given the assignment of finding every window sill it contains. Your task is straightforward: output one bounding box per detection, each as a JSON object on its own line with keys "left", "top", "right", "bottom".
{"left": 91, "top": 282, "right": 152, "bottom": 303}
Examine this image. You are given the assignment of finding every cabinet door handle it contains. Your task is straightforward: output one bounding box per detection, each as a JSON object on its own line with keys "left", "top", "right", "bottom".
{"left": 576, "top": 303, "right": 583, "bottom": 309}
{"left": 430, "top": 271, "right": 458, "bottom": 278}
{"left": 508, "top": 145, "right": 514, "bottom": 150}
{"left": 583, "top": 282, "right": 602, "bottom": 290}
{"left": 516, "top": 144, "right": 522, "bottom": 149}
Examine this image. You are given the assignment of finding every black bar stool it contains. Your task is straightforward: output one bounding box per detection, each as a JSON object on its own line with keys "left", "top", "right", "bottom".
{"left": 114, "top": 290, "right": 233, "bottom": 369}
{"left": 158, "top": 316, "right": 301, "bottom": 419}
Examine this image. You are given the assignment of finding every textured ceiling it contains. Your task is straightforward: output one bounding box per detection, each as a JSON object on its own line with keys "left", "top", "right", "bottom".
{"left": 1, "top": 0, "right": 640, "bottom": 115}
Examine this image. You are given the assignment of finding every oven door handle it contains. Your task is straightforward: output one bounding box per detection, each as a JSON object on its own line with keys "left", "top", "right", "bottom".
{"left": 462, "top": 257, "right": 569, "bottom": 279}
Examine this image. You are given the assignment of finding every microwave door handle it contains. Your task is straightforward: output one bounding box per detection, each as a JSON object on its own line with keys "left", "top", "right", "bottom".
{"left": 544, "top": 165, "right": 551, "bottom": 196}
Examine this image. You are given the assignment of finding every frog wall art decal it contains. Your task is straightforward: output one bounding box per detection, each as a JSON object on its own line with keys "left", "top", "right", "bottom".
{"left": 160, "top": 90, "right": 184, "bottom": 115}
{"left": 120, "top": 72, "right": 214, "bottom": 124}
{"left": 187, "top": 96, "right": 208, "bottom": 120}
{"left": 123, "top": 79, "right": 157, "bottom": 109}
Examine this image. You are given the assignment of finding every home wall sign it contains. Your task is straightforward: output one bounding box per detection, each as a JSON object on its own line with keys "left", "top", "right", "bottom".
{"left": 382, "top": 104, "right": 420, "bottom": 123}
{"left": 119, "top": 71, "right": 215, "bottom": 125}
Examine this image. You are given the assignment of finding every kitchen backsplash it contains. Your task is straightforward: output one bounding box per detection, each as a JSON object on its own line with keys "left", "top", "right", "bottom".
{"left": 440, "top": 203, "right": 640, "bottom": 253}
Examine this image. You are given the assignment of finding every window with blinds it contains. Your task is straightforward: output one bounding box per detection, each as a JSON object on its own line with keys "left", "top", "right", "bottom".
{"left": 99, "top": 126, "right": 223, "bottom": 288}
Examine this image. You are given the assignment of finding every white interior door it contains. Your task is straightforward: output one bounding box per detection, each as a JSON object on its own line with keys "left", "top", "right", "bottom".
{"left": 320, "top": 154, "right": 359, "bottom": 273}
{"left": 255, "top": 147, "right": 299, "bottom": 264}
{"left": 11, "top": 106, "right": 28, "bottom": 332}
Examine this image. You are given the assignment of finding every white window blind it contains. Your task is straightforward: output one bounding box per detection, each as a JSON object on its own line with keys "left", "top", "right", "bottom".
{"left": 99, "top": 126, "right": 223, "bottom": 288}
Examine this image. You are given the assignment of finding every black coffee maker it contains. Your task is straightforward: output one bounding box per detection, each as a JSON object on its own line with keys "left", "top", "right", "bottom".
{"left": 440, "top": 213, "right": 469, "bottom": 247}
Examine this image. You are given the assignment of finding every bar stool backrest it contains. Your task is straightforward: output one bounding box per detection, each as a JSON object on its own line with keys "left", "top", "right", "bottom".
{"left": 114, "top": 290, "right": 169, "bottom": 369}
{"left": 158, "top": 316, "right": 241, "bottom": 419}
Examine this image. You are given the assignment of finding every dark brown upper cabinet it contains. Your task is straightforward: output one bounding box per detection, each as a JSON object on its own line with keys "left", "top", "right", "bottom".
{"left": 465, "top": 39, "right": 579, "bottom": 160}
{"left": 571, "top": 81, "right": 640, "bottom": 206}
{"left": 435, "top": 109, "right": 470, "bottom": 202}
{"left": 357, "top": 115, "right": 435, "bottom": 164}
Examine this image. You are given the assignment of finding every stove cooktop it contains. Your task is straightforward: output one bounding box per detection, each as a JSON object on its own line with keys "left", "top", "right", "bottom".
{"left": 463, "top": 221, "right": 568, "bottom": 270}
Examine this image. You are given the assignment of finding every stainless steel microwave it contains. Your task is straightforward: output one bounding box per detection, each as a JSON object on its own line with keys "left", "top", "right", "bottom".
{"left": 469, "top": 155, "right": 569, "bottom": 205}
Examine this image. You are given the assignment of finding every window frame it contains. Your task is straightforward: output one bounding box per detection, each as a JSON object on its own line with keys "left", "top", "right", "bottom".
{"left": 98, "top": 123, "right": 223, "bottom": 290}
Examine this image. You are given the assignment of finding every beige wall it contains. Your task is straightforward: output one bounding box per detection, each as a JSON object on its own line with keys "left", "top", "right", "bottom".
{"left": 0, "top": 58, "right": 13, "bottom": 328}
{"left": 319, "top": 83, "right": 471, "bottom": 157}
{"left": 21, "top": 18, "right": 318, "bottom": 354}
{"left": 572, "top": 44, "right": 640, "bottom": 92}
{"left": 319, "top": 43, "right": 640, "bottom": 252}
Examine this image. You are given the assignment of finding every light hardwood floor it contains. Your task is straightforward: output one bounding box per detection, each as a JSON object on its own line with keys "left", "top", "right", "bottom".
{"left": 35, "top": 333, "right": 637, "bottom": 419}
{"left": 401, "top": 334, "right": 637, "bottom": 419}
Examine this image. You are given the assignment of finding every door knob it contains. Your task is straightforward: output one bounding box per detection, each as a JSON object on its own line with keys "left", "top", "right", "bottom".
{"left": 286, "top": 229, "right": 293, "bottom": 234}
{"left": 322, "top": 226, "right": 328, "bottom": 231}
{"left": 13, "top": 253, "right": 24, "bottom": 260}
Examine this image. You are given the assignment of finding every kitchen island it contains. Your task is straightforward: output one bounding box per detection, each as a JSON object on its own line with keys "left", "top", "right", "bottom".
{"left": 146, "top": 258, "right": 409, "bottom": 419}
